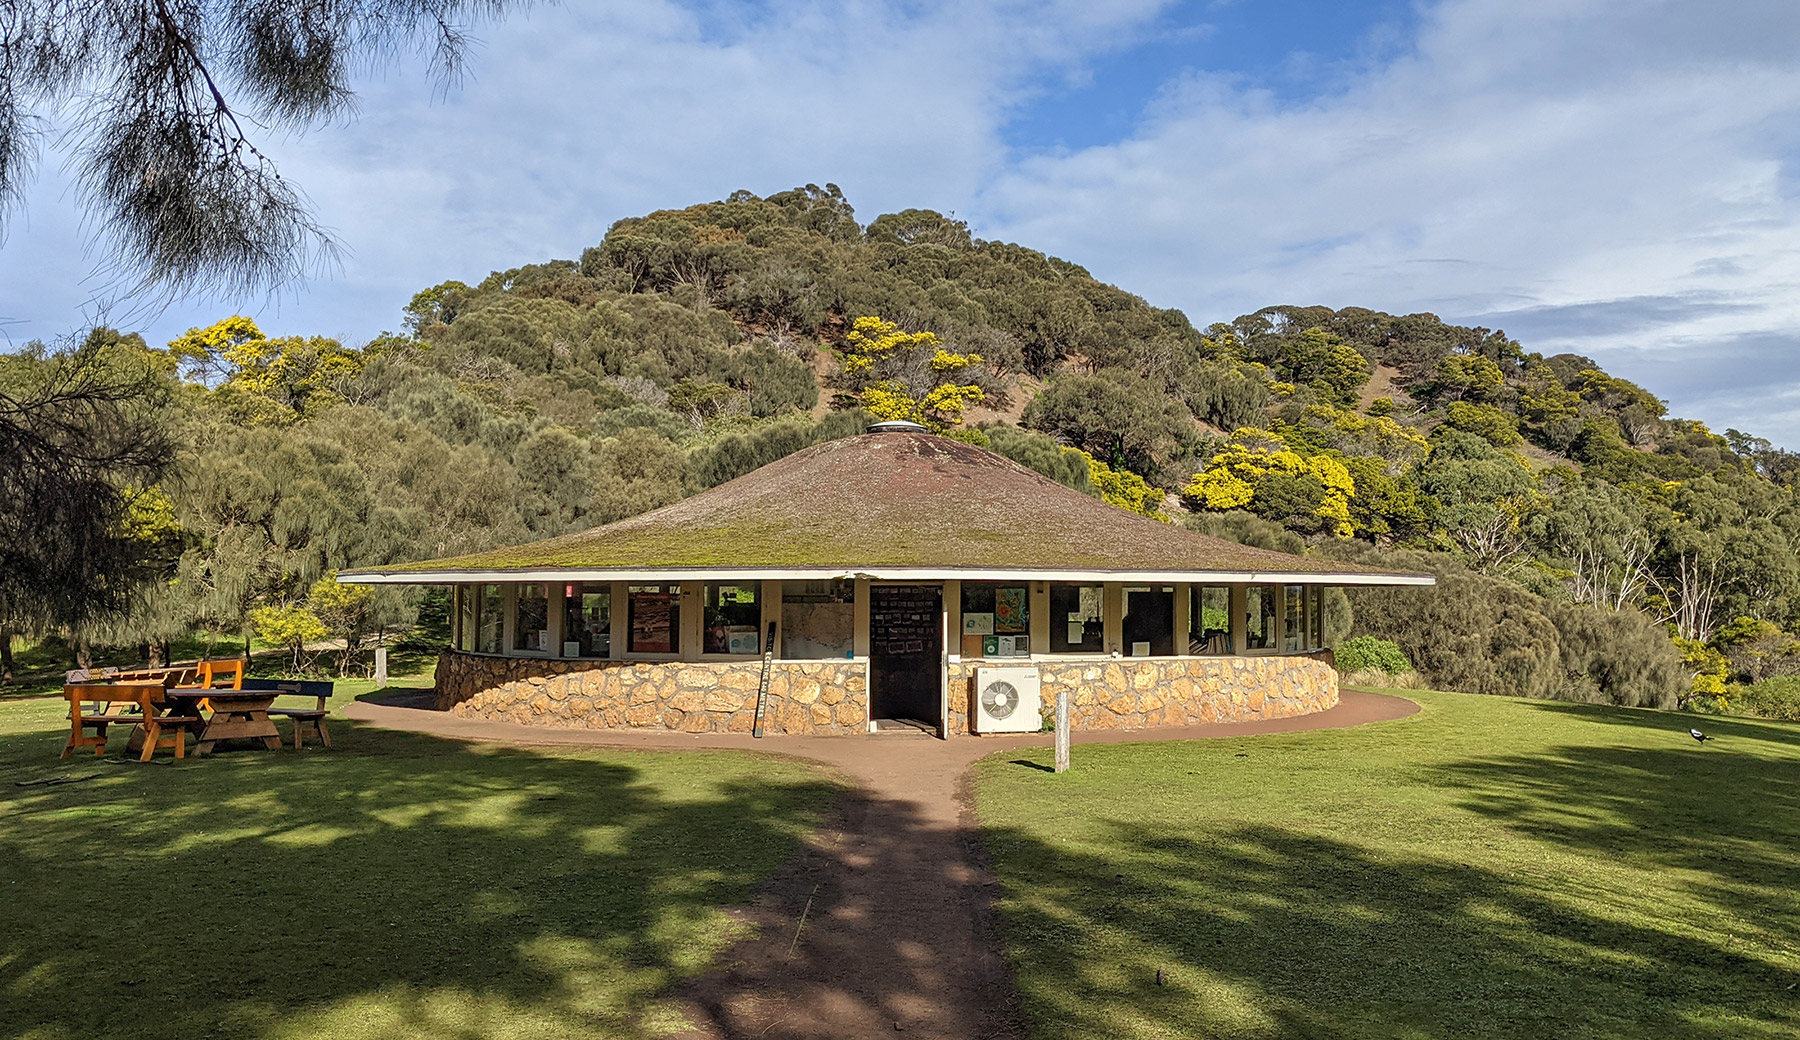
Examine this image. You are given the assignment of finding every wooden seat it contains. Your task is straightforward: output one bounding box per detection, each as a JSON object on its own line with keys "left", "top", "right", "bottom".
{"left": 193, "top": 659, "right": 245, "bottom": 690}
{"left": 62, "top": 684, "right": 195, "bottom": 761}
{"left": 261, "top": 681, "right": 334, "bottom": 749}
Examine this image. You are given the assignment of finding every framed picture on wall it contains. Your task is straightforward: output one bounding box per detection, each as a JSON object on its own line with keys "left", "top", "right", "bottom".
{"left": 994, "top": 588, "right": 1026, "bottom": 633}
{"left": 963, "top": 612, "right": 995, "bottom": 635}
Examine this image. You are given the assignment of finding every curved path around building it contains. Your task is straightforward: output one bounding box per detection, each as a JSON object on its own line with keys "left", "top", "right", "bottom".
{"left": 345, "top": 689, "right": 1419, "bottom": 1040}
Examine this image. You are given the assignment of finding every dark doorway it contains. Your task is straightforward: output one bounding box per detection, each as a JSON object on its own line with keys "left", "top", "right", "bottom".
{"left": 868, "top": 584, "right": 943, "bottom": 728}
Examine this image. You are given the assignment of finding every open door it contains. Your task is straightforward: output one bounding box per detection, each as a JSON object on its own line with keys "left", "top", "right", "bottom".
{"left": 868, "top": 584, "right": 943, "bottom": 730}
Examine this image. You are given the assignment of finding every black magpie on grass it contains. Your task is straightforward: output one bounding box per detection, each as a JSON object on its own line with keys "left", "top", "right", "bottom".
{"left": 1690, "top": 728, "right": 1713, "bottom": 743}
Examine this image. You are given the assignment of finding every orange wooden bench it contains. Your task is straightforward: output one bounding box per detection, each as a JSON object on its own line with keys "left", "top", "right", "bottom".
{"left": 61, "top": 684, "right": 200, "bottom": 761}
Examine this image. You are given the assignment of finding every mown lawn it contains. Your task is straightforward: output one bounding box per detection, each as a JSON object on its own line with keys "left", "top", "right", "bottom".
{"left": 975, "top": 689, "right": 1800, "bottom": 1040}
{"left": 0, "top": 685, "right": 840, "bottom": 1040}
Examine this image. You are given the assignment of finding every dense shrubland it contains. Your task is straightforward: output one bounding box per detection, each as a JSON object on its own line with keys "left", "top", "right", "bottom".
{"left": 7, "top": 184, "right": 1800, "bottom": 716}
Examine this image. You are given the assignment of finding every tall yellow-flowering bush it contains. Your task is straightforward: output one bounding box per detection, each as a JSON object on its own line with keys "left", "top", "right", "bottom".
{"left": 1183, "top": 427, "right": 1356, "bottom": 538}
{"left": 836, "top": 316, "right": 985, "bottom": 432}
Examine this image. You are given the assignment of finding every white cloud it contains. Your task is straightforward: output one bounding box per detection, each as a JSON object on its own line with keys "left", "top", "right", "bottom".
{"left": 977, "top": 0, "right": 1800, "bottom": 441}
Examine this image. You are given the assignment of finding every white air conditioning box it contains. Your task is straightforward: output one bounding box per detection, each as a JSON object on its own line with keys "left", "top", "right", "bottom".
{"left": 974, "top": 665, "right": 1041, "bottom": 734}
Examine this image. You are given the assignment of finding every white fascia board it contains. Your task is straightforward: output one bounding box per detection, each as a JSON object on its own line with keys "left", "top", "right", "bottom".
{"left": 339, "top": 566, "right": 1435, "bottom": 587}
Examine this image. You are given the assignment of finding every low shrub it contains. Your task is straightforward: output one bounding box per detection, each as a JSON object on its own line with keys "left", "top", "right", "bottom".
{"left": 1344, "top": 550, "right": 1684, "bottom": 707}
{"left": 1717, "top": 677, "right": 1800, "bottom": 721}
{"left": 1336, "top": 636, "right": 1412, "bottom": 675}
{"left": 1341, "top": 667, "right": 1427, "bottom": 690}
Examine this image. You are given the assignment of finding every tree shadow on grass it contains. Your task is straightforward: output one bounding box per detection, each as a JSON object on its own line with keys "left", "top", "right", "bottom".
{"left": 1423, "top": 713, "right": 1800, "bottom": 956}
{"left": 1518, "top": 698, "right": 1800, "bottom": 746}
{"left": 0, "top": 716, "right": 844, "bottom": 1040}
{"left": 981, "top": 818, "right": 1800, "bottom": 1040}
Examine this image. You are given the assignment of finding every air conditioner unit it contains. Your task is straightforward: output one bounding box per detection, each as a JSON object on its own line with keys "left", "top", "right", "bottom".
{"left": 974, "top": 666, "right": 1041, "bottom": 734}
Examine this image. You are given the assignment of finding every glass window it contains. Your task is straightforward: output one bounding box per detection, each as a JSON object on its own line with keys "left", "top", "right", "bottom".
{"left": 1123, "top": 586, "right": 1174, "bottom": 656}
{"left": 1283, "top": 585, "right": 1305, "bottom": 652}
{"left": 514, "top": 583, "right": 550, "bottom": 653}
{"left": 628, "top": 585, "right": 681, "bottom": 654}
{"left": 1050, "top": 583, "right": 1105, "bottom": 654}
{"left": 457, "top": 585, "right": 476, "bottom": 652}
{"left": 1245, "top": 585, "right": 1278, "bottom": 651}
{"left": 476, "top": 584, "right": 504, "bottom": 654}
{"left": 781, "top": 579, "right": 855, "bottom": 659}
{"left": 1190, "top": 586, "right": 1232, "bottom": 655}
{"left": 563, "top": 583, "right": 610, "bottom": 658}
{"left": 704, "top": 583, "right": 762, "bottom": 655}
{"left": 1309, "top": 586, "right": 1325, "bottom": 649}
{"left": 960, "top": 582, "right": 1030, "bottom": 658}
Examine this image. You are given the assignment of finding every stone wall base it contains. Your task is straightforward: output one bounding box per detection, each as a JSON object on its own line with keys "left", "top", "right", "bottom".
{"left": 435, "top": 652, "right": 868, "bottom": 735}
{"left": 434, "top": 651, "right": 1336, "bottom": 737}
{"left": 947, "top": 654, "right": 1337, "bottom": 736}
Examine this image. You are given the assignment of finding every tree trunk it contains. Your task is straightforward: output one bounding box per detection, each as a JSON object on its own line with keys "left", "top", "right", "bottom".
{"left": 150, "top": 641, "right": 168, "bottom": 668}
{"left": 0, "top": 629, "right": 14, "bottom": 682}
{"left": 76, "top": 639, "right": 92, "bottom": 670}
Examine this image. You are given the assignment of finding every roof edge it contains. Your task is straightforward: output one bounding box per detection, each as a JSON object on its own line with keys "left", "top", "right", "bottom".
{"left": 339, "top": 565, "right": 1437, "bottom": 587}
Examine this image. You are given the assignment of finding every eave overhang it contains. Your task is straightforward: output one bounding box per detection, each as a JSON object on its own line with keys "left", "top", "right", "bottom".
{"left": 339, "top": 565, "right": 1436, "bottom": 587}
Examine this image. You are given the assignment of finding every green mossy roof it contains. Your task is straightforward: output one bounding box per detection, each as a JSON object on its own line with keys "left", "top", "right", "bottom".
{"left": 351, "top": 433, "right": 1421, "bottom": 578}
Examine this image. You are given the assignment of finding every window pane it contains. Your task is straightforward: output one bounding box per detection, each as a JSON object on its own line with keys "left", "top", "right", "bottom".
{"left": 477, "top": 584, "right": 503, "bottom": 654}
{"left": 628, "top": 585, "right": 681, "bottom": 654}
{"left": 562, "top": 583, "right": 610, "bottom": 657}
{"left": 458, "top": 585, "right": 476, "bottom": 652}
{"left": 1189, "top": 586, "right": 1232, "bottom": 655}
{"left": 1245, "top": 586, "right": 1278, "bottom": 650}
{"left": 1309, "top": 587, "right": 1324, "bottom": 649}
{"left": 1050, "top": 583, "right": 1105, "bottom": 653}
{"left": 1123, "top": 586, "right": 1174, "bottom": 656}
{"left": 960, "top": 582, "right": 1030, "bottom": 658}
{"left": 781, "top": 579, "right": 854, "bottom": 659}
{"left": 704, "top": 583, "right": 762, "bottom": 655}
{"left": 1283, "top": 585, "right": 1305, "bottom": 652}
{"left": 514, "top": 583, "right": 550, "bottom": 652}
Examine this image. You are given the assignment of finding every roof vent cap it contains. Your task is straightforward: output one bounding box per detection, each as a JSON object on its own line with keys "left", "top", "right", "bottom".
{"left": 866, "top": 420, "right": 930, "bottom": 435}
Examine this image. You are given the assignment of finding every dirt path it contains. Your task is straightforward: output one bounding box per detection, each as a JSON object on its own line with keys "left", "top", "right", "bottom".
{"left": 346, "top": 690, "right": 1418, "bottom": 1039}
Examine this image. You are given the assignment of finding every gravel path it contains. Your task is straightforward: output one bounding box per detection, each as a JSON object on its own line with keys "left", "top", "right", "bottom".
{"left": 346, "top": 689, "right": 1419, "bottom": 1039}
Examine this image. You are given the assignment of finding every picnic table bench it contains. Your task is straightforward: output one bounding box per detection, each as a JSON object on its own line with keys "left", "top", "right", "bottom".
{"left": 243, "top": 680, "right": 335, "bottom": 748}
{"left": 58, "top": 662, "right": 334, "bottom": 759}
{"left": 62, "top": 684, "right": 200, "bottom": 761}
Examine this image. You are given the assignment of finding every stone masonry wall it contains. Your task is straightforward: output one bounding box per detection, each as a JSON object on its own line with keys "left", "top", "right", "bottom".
{"left": 946, "top": 654, "right": 1337, "bottom": 736}
{"left": 435, "top": 652, "right": 868, "bottom": 735}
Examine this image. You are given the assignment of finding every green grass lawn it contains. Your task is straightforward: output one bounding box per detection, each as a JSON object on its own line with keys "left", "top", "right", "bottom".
{"left": 975, "top": 689, "right": 1800, "bottom": 1040}
{"left": 0, "top": 684, "right": 840, "bottom": 1040}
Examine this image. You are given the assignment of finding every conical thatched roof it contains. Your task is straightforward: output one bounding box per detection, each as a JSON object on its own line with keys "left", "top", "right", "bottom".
{"left": 343, "top": 431, "right": 1431, "bottom": 585}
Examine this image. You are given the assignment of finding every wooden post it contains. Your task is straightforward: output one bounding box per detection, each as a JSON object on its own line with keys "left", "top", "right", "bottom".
{"left": 1054, "top": 686, "right": 1070, "bottom": 773}
{"left": 752, "top": 621, "right": 777, "bottom": 738}
{"left": 374, "top": 647, "right": 389, "bottom": 688}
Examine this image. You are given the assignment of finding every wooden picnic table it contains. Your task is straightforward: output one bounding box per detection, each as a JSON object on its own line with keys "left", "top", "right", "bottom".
{"left": 165, "top": 688, "right": 283, "bottom": 755}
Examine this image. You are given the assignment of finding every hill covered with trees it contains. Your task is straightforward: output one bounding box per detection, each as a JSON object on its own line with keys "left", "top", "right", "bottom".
{"left": 8, "top": 183, "right": 1799, "bottom": 718}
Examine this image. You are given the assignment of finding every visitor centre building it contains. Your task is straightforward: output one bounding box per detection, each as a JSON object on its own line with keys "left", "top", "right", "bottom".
{"left": 341, "top": 425, "right": 1433, "bottom": 737}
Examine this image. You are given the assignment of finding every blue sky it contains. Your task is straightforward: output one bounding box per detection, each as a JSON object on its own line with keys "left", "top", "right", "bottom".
{"left": 5, "top": 0, "right": 1800, "bottom": 444}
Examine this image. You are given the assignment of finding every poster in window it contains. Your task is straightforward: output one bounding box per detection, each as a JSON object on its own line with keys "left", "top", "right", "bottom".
{"left": 994, "top": 588, "right": 1026, "bottom": 633}
{"left": 633, "top": 594, "right": 673, "bottom": 653}
{"left": 983, "top": 635, "right": 1000, "bottom": 656}
{"left": 963, "top": 612, "right": 995, "bottom": 635}
{"left": 1078, "top": 586, "right": 1100, "bottom": 619}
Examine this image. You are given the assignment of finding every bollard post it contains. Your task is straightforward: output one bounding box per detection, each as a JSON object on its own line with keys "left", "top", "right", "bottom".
{"left": 1054, "top": 686, "right": 1070, "bottom": 773}
{"left": 374, "top": 647, "right": 389, "bottom": 688}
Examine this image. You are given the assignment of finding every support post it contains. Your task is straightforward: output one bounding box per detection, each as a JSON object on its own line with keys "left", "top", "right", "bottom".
{"left": 1054, "top": 686, "right": 1070, "bottom": 774}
